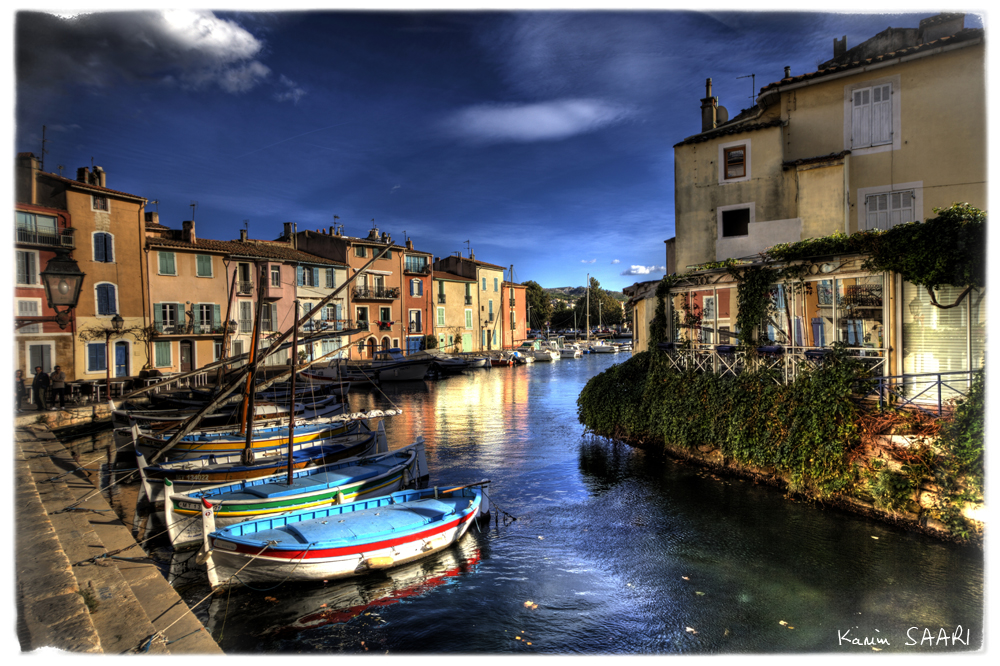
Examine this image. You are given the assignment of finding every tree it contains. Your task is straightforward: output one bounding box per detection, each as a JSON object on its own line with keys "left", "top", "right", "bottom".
{"left": 574, "top": 277, "right": 624, "bottom": 329}
{"left": 522, "top": 280, "right": 551, "bottom": 329}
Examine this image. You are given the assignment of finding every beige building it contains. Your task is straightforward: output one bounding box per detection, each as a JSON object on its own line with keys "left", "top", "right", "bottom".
{"left": 433, "top": 253, "right": 507, "bottom": 352}
{"left": 431, "top": 271, "right": 477, "bottom": 353}
{"left": 653, "top": 14, "right": 985, "bottom": 388}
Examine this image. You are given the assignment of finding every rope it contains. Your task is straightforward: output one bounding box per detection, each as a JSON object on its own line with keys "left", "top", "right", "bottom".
{"left": 42, "top": 434, "right": 140, "bottom": 483}
{"left": 232, "top": 541, "right": 315, "bottom": 592}
{"left": 132, "top": 541, "right": 275, "bottom": 653}
{"left": 51, "top": 468, "right": 140, "bottom": 514}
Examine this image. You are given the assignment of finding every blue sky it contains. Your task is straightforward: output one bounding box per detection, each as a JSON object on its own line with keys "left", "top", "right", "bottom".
{"left": 13, "top": 5, "right": 983, "bottom": 292}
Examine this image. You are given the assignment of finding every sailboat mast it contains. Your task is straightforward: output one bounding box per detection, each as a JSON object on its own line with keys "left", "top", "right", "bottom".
{"left": 586, "top": 273, "right": 590, "bottom": 344}
{"left": 287, "top": 300, "right": 298, "bottom": 485}
{"left": 239, "top": 265, "right": 267, "bottom": 464}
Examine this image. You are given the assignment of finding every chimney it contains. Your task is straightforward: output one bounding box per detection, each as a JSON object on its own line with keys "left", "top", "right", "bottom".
{"left": 833, "top": 35, "right": 847, "bottom": 60}
{"left": 145, "top": 211, "right": 159, "bottom": 225}
{"left": 76, "top": 167, "right": 89, "bottom": 183}
{"left": 328, "top": 226, "right": 335, "bottom": 235}
{"left": 406, "top": 238, "right": 413, "bottom": 250}
{"left": 15, "top": 153, "right": 40, "bottom": 204}
{"left": 182, "top": 220, "right": 196, "bottom": 244}
{"left": 784, "top": 66, "right": 791, "bottom": 79}
{"left": 283, "top": 222, "right": 293, "bottom": 239}
{"left": 240, "top": 229, "right": 248, "bottom": 242}
{"left": 470, "top": 249, "right": 475, "bottom": 260}
{"left": 700, "top": 78, "right": 718, "bottom": 132}
{"left": 94, "top": 166, "right": 106, "bottom": 187}
{"left": 919, "top": 13, "right": 965, "bottom": 43}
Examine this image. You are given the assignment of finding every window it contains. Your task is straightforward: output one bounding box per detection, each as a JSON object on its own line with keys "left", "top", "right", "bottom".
{"left": 465, "top": 309, "right": 473, "bottom": 329}
{"left": 355, "top": 246, "right": 366, "bottom": 258}
{"left": 380, "top": 307, "right": 391, "bottom": 322}
{"left": 356, "top": 306, "right": 369, "bottom": 325}
{"left": 158, "top": 251, "right": 176, "bottom": 275}
{"left": 93, "top": 232, "right": 114, "bottom": 263}
{"left": 92, "top": 195, "right": 109, "bottom": 211}
{"left": 488, "top": 300, "right": 494, "bottom": 321}
{"left": 482, "top": 277, "right": 487, "bottom": 291}
{"left": 17, "top": 299, "right": 42, "bottom": 333}
{"left": 864, "top": 190, "right": 915, "bottom": 231}
{"left": 28, "top": 343, "right": 54, "bottom": 375}
{"left": 86, "top": 342, "right": 106, "bottom": 373}
{"left": 411, "top": 279, "right": 423, "bottom": 296}
{"left": 851, "top": 83, "right": 892, "bottom": 149}
{"left": 238, "top": 301, "right": 253, "bottom": 333}
{"left": 154, "top": 303, "right": 179, "bottom": 332}
{"left": 465, "top": 283, "right": 473, "bottom": 304}
{"left": 96, "top": 284, "right": 118, "bottom": 315}
{"left": 271, "top": 265, "right": 281, "bottom": 287}
{"left": 405, "top": 256, "right": 428, "bottom": 272}
{"left": 262, "top": 302, "right": 274, "bottom": 332}
{"left": 493, "top": 277, "right": 498, "bottom": 292}
{"left": 196, "top": 255, "right": 213, "bottom": 277}
{"left": 198, "top": 304, "right": 220, "bottom": 333}
{"left": 382, "top": 250, "right": 392, "bottom": 260}
{"left": 154, "top": 341, "right": 172, "bottom": 368}
{"left": 721, "top": 208, "right": 750, "bottom": 237}
{"left": 298, "top": 266, "right": 319, "bottom": 287}
{"left": 16, "top": 212, "right": 58, "bottom": 237}
{"left": 326, "top": 268, "right": 335, "bottom": 288}
{"left": 718, "top": 139, "right": 751, "bottom": 184}
{"left": 437, "top": 307, "right": 445, "bottom": 327}
{"left": 724, "top": 146, "right": 746, "bottom": 180}
{"left": 16, "top": 250, "right": 38, "bottom": 285}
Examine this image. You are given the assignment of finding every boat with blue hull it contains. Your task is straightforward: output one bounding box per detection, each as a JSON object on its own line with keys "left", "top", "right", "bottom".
{"left": 203, "top": 482, "right": 489, "bottom": 588}
{"left": 164, "top": 438, "right": 428, "bottom": 549}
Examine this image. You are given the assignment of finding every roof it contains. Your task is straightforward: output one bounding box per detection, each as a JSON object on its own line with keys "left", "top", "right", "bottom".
{"left": 431, "top": 270, "right": 475, "bottom": 282}
{"left": 146, "top": 236, "right": 345, "bottom": 266}
{"left": 674, "top": 118, "right": 783, "bottom": 147}
{"left": 39, "top": 171, "right": 146, "bottom": 202}
{"left": 758, "top": 27, "right": 983, "bottom": 95}
{"left": 782, "top": 151, "right": 851, "bottom": 169}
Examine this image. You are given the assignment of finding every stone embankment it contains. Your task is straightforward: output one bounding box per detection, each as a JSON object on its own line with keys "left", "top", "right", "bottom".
{"left": 15, "top": 409, "right": 223, "bottom": 654}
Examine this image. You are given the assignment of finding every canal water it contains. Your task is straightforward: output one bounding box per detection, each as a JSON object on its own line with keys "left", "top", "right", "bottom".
{"left": 62, "top": 352, "right": 983, "bottom": 653}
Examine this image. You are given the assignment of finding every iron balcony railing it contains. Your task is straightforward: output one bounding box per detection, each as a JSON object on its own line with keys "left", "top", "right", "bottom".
{"left": 237, "top": 280, "right": 254, "bottom": 294}
{"left": 438, "top": 294, "right": 446, "bottom": 304}
{"left": 857, "top": 370, "right": 977, "bottom": 416}
{"left": 353, "top": 286, "right": 400, "bottom": 300}
{"left": 465, "top": 296, "right": 473, "bottom": 305}
{"left": 16, "top": 229, "right": 75, "bottom": 248}
{"left": 408, "top": 323, "right": 423, "bottom": 333}
{"left": 404, "top": 263, "right": 431, "bottom": 275}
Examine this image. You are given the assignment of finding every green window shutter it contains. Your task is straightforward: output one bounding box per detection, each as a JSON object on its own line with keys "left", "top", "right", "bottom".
{"left": 213, "top": 304, "right": 221, "bottom": 329}
{"left": 153, "top": 303, "right": 163, "bottom": 332}
{"left": 326, "top": 268, "right": 334, "bottom": 288}
{"left": 197, "top": 255, "right": 212, "bottom": 276}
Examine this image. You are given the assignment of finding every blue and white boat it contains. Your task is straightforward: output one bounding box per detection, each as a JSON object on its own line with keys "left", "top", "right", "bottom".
{"left": 202, "top": 482, "right": 489, "bottom": 588}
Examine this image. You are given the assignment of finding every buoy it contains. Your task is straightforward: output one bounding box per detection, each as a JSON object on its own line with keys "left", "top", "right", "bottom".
{"left": 366, "top": 556, "right": 394, "bottom": 569}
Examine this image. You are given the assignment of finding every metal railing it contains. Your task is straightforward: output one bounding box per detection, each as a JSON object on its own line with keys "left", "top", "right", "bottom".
{"left": 16, "top": 229, "right": 75, "bottom": 248}
{"left": 354, "top": 286, "right": 400, "bottom": 300}
{"left": 465, "top": 296, "right": 473, "bottom": 305}
{"left": 408, "top": 323, "right": 422, "bottom": 333}
{"left": 437, "top": 294, "right": 446, "bottom": 304}
{"left": 237, "top": 280, "right": 253, "bottom": 294}
{"left": 404, "top": 263, "right": 431, "bottom": 275}
{"left": 857, "top": 370, "right": 976, "bottom": 416}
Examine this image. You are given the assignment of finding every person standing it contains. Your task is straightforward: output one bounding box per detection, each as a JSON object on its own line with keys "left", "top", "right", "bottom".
{"left": 51, "top": 365, "right": 67, "bottom": 410}
{"left": 15, "top": 370, "right": 26, "bottom": 413}
{"left": 32, "top": 366, "right": 50, "bottom": 411}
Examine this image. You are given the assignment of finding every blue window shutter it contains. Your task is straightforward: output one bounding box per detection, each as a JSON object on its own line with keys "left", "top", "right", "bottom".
{"left": 312, "top": 268, "right": 319, "bottom": 286}
{"left": 96, "top": 285, "right": 109, "bottom": 315}
{"left": 105, "top": 234, "right": 113, "bottom": 263}
{"left": 297, "top": 266, "right": 304, "bottom": 286}
{"left": 326, "top": 268, "right": 334, "bottom": 288}
{"left": 94, "top": 234, "right": 105, "bottom": 262}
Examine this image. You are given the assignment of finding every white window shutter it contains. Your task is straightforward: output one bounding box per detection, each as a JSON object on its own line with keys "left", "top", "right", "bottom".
{"left": 852, "top": 88, "right": 871, "bottom": 148}
{"left": 872, "top": 84, "right": 892, "bottom": 145}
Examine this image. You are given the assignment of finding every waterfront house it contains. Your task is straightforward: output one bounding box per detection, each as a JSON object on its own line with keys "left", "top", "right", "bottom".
{"left": 401, "top": 240, "right": 434, "bottom": 354}
{"left": 15, "top": 154, "right": 150, "bottom": 383}
{"left": 501, "top": 281, "right": 528, "bottom": 350}
{"left": 639, "top": 13, "right": 985, "bottom": 399}
{"left": 433, "top": 252, "right": 506, "bottom": 352}
{"left": 431, "top": 269, "right": 477, "bottom": 353}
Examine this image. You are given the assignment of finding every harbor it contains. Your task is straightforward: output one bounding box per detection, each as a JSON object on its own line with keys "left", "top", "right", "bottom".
{"left": 17, "top": 352, "right": 984, "bottom": 653}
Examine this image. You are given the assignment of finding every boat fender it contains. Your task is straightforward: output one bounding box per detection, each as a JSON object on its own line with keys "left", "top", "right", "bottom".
{"left": 366, "top": 556, "right": 394, "bottom": 569}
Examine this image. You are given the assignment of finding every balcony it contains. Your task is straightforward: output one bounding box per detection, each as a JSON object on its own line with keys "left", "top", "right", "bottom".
{"left": 465, "top": 296, "right": 473, "bottom": 305}
{"left": 408, "top": 322, "right": 423, "bottom": 334}
{"left": 237, "top": 280, "right": 254, "bottom": 295}
{"left": 353, "top": 286, "right": 400, "bottom": 301}
{"left": 153, "top": 323, "right": 225, "bottom": 335}
{"left": 377, "top": 321, "right": 393, "bottom": 331}
{"left": 404, "top": 262, "right": 432, "bottom": 275}
{"left": 16, "top": 228, "right": 75, "bottom": 249}
{"left": 509, "top": 298, "right": 516, "bottom": 307}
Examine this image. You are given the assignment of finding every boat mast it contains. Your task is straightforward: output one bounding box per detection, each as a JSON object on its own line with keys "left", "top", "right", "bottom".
{"left": 286, "top": 300, "right": 298, "bottom": 485}
{"left": 586, "top": 273, "right": 590, "bottom": 345}
{"left": 240, "top": 264, "right": 267, "bottom": 464}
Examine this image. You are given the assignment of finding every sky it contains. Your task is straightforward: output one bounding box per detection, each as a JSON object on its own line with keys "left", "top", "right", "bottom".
{"left": 11, "top": 4, "right": 987, "bottom": 292}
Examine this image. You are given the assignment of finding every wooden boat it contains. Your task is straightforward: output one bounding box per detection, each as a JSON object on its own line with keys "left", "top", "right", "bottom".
{"left": 300, "top": 359, "right": 378, "bottom": 387}
{"left": 372, "top": 348, "right": 434, "bottom": 381}
{"left": 465, "top": 356, "right": 489, "bottom": 369}
{"left": 136, "top": 420, "right": 382, "bottom": 503}
{"left": 113, "top": 393, "right": 343, "bottom": 429}
{"left": 164, "top": 437, "right": 428, "bottom": 549}
{"left": 203, "top": 482, "right": 489, "bottom": 588}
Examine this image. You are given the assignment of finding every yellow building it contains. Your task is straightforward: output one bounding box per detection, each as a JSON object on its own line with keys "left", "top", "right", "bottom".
{"left": 431, "top": 270, "right": 477, "bottom": 353}
{"left": 433, "top": 253, "right": 507, "bottom": 352}
{"left": 655, "top": 14, "right": 985, "bottom": 390}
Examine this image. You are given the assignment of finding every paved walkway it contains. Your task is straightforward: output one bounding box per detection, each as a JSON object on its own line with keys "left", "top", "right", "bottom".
{"left": 15, "top": 417, "right": 223, "bottom": 654}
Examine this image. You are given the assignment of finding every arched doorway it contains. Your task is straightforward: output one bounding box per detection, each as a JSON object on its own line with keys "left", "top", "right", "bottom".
{"left": 367, "top": 338, "right": 378, "bottom": 358}
{"left": 381, "top": 337, "right": 390, "bottom": 351}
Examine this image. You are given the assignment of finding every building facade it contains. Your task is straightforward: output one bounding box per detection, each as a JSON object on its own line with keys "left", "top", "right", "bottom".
{"left": 432, "top": 253, "right": 506, "bottom": 353}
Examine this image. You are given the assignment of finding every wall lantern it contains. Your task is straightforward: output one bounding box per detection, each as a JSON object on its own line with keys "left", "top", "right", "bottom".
{"left": 15, "top": 248, "right": 86, "bottom": 330}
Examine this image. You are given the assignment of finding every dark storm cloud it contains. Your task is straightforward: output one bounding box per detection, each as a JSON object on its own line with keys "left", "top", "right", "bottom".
{"left": 16, "top": 10, "right": 281, "bottom": 95}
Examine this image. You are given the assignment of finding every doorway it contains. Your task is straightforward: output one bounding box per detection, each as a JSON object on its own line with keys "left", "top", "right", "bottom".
{"left": 180, "top": 340, "right": 193, "bottom": 373}
{"left": 114, "top": 341, "right": 129, "bottom": 377}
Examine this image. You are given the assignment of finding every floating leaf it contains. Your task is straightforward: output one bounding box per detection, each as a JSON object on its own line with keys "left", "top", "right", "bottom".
{"left": 527, "top": 642, "right": 532, "bottom": 646}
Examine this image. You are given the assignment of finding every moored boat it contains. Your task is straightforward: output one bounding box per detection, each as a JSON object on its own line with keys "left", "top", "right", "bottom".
{"left": 203, "top": 482, "right": 489, "bottom": 588}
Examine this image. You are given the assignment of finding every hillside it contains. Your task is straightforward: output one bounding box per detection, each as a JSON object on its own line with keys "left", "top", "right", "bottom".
{"left": 543, "top": 286, "right": 626, "bottom": 303}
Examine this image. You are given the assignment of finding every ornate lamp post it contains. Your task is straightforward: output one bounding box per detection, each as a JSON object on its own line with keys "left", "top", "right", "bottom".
{"left": 15, "top": 248, "right": 85, "bottom": 330}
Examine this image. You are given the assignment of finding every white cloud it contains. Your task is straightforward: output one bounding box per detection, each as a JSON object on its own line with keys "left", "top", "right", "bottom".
{"left": 620, "top": 265, "right": 666, "bottom": 276}
{"left": 444, "top": 99, "right": 632, "bottom": 144}
{"left": 273, "top": 74, "right": 306, "bottom": 104}
{"left": 611, "top": 259, "right": 621, "bottom": 264}
{"left": 581, "top": 259, "right": 597, "bottom": 264}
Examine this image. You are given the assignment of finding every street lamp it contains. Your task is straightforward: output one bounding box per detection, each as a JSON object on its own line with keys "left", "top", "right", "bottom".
{"left": 111, "top": 314, "right": 124, "bottom": 333}
{"left": 16, "top": 248, "right": 85, "bottom": 330}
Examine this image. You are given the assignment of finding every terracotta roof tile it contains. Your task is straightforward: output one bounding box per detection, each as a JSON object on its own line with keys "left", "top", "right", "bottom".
{"left": 432, "top": 271, "right": 475, "bottom": 282}
{"left": 146, "top": 236, "right": 345, "bottom": 266}
{"left": 674, "top": 118, "right": 783, "bottom": 147}
{"left": 40, "top": 171, "right": 146, "bottom": 201}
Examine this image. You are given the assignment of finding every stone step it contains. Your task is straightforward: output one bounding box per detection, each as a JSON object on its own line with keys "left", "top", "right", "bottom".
{"left": 20, "top": 428, "right": 222, "bottom": 654}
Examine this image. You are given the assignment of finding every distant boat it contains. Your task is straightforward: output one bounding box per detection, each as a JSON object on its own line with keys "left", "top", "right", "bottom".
{"left": 372, "top": 348, "right": 434, "bottom": 381}
{"left": 203, "top": 483, "right": 489, "bottom": 588}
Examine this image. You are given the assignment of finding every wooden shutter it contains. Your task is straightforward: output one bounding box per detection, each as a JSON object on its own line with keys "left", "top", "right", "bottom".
{"left": 153, "top": 303, "right": 163, "bottom": 332}
{"left": 197, "top": 255, "right": 212, "bottom": 276}
{"left": 326, "top": 268, "right": 334, "bottom": 288}
{"left": 871, "top": 83, "right": 892, "bottom": 145}
{"left": 94, "top": 234, "right": 106, "bottom": 262}
{"left": 852, "top": 87, "right": 871, "bottom": 148}
{"left": 213, "top": 304, "right": 221, "bottom": 330}
{"left": 297, "top": 266, "right": 304, "bottom": 285}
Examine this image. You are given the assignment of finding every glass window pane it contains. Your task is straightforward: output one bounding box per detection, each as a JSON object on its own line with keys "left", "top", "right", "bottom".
{"left": 836, "top": 276, "right": 884, "bottom": 348}
{"left": 800, "top": 279, "right": 834, "bottom": 347}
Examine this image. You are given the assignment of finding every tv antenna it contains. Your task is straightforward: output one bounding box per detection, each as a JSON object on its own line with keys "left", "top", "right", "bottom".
{"left": 190, "top": 201, "right": 198, "bottom": 220}
{"left": 464, "top": 240, "right": 471, "bottom": 257}
{"left": 737, "top": 73, "right": 756, "bottom": 104}
{"left": 40, "top": 126, "right": 49, "bottom": 172}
